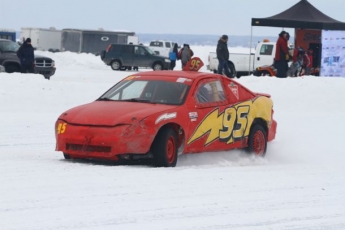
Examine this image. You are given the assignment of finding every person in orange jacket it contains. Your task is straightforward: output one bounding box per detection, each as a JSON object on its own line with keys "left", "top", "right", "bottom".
{"left": 305, "top": 49, "right": 313, "bottom": 75}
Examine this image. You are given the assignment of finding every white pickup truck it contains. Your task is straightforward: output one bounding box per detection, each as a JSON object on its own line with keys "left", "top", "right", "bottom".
{"left": 148, "top": 40, "right": 176, "bottom": 58}
{"left": 207, "top": 41, "right": 279, "bottom": 77}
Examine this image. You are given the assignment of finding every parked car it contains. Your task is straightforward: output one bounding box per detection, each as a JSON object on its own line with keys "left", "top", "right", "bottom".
{"left": 207, "top": 41, "right": 292, "bottom": 77}
{"left": 148, "top": 40, "right": 176, "bottom": 57}
{"left": 55, "top": 57, "right": 277, "bottom": 167}
{"left": 0, "top": 39, "right": 56, "bottom": 79}
{"left": 101, "top": 43, "right": 170, "bottom": 71}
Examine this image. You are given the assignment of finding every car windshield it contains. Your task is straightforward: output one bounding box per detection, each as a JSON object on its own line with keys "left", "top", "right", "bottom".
{"left": 0, "top": 40, "right": 19, "bottom": 52}
{"left": 98, "top": 79, "right": 190, "bottom": 105}
{"left": 144, "top": 47, "right": 156, "bottom": 55}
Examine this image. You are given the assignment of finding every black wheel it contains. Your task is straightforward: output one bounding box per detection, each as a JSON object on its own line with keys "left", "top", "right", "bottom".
{"left": 246, "top": 124, "right": 267, "bottom": 157}
{"left": 151, "top": 127, "right": 178, "bottom": 167}
{"left": 5, "top": 64, "right": 20, "bottom": 73}
{"left": 152, "top": 62, "right": 163, "bottom": 71}
{"left": 63, "top": 153, "right": 71, "bottom": 159}
{"left": 222, "top": 62, "right": 236, "bottom": 78}
{"left": 110, "top": 60, "right": 121, "bottom": 70}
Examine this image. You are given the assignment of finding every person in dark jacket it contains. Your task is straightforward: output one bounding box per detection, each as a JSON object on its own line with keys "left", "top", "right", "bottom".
{"left": 169, "top": 43, "right": 178, "bottom": 70}
{"left": 216, "top": 35, "right": 231, "bottom": 77}
{"left": 17, "top": 38, "right": 35, "bottom": 73}
{"left": 274, "top": 31, "right": 290, "bottom": 78}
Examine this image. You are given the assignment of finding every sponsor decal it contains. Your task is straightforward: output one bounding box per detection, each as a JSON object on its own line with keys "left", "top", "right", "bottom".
{"left": 101, "top": 36, "right": 109, "bottom": 41}
{"left": 229, "top": 82, "right": 239, "bottom": 99}
{"left": 189, "top": 112, "right": 198, "bottom": 122}
{"left": 124, "top": 75, "right": 140, "bottom": 80}
{"left": 176, "top": 77, "right": 192, "bottom": 83}
{"left": 155, "top": 112, "right": 177, "bottom": 124}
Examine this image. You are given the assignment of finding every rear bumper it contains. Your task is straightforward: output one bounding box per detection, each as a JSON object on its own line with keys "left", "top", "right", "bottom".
{"left": 35, "top": 67, "right": 56, "bottom": 78}
{"left": 268, "top": 119, "right": 277, "bottom": 142}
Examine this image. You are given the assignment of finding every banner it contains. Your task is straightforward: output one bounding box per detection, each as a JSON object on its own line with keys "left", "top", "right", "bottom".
{"left": 321, "top": 30, "right": 345, "bottom": 77}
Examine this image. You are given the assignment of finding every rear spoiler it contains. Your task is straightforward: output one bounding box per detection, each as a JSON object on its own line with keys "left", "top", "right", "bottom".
{"left": 256, "top": 92, "right": 271, "bottom": 98}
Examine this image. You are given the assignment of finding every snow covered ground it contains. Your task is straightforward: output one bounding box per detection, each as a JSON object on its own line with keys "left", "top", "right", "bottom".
{"left": 0, "top": 46, "right": 345, "bottom": 230}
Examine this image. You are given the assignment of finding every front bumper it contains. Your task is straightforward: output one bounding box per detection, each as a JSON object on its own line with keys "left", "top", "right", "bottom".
{"left": 55, "top": 121, "right": 155, "bottom": 159}
{"left": 35, "top": 67, "right": 56, "bottom": 78}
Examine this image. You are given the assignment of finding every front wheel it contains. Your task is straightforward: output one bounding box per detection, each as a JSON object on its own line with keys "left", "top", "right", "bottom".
{"left": 151, "top": 127, "right": 178, "bottom": 167}
{"left": 246, "top": 124, "right": 267, "bottom": 157}
{"left": 63, "top": 153, "right": 71, "bottom": 159}
{"left": 152, "top": 62, "right": 163, "bottom": 71}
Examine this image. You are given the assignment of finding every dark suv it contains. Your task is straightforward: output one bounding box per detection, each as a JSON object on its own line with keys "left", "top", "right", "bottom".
{"left": 0, "top": 39, "right": 56, "bottom": 79}
{"left": 101, "top": 44, "right": 170, "bottom": 71}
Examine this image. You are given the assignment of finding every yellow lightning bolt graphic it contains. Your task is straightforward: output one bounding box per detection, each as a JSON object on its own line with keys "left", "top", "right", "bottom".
{"left": 187, "top": 109, "right": 224, "bottom": 146}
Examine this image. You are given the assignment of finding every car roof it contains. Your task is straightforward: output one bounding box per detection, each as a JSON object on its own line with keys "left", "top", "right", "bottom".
{"left": 131, "top": 70, "right": 218, "bottom": 82}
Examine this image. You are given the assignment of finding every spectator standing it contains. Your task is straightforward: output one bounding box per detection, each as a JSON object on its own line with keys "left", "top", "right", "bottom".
{"left": 181, "top": 44, "right": 193, "bottom": 68}
{"left": 169, "top": 43, "right": 178, "bottom": 70}
{"left": 216, "top": 35, "right": 231, "bottom": 77}
{"left": 274, "top": 31, "right": 290, "bottom": 78}
{"left": 17, "top": 38, "right": 35, "bottom": 73}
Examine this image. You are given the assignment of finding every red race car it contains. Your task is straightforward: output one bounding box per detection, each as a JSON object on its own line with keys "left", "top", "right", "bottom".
{"left": 55, "top": 58, "right": 277, "bottom": 167}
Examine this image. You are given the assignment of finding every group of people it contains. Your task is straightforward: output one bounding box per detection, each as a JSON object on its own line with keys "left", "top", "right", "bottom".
{"left": 168, "top": 34, "right": 232, "bottom": 78}
{"left": 274, "top": 30, "right": 314, "bottom": 78}
{"left": 168, "top": 43, "right": 194, "bottom": 70}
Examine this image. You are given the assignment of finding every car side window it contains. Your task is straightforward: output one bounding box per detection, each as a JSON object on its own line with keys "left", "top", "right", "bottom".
{"left": 110, "top": 45, "right": 119, "bottom": 52}
{"left": 121, "top": 45, "right": 134, "bottom": 54}
{"left": 135, "top": 46, "right": 147, "bottom": 55}
{"left": 196, "top": 80, "right": 226, "bottom": 104}
{"left": 165, "top": 42, "right": 171, "bottom": 48}
{"left": 260, "top": 44, "right": 273, "bottom": 55}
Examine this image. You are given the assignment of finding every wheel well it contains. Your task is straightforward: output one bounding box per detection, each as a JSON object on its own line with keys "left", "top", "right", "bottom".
{"left": 251, "top": 118, "right": 268, "bottom": 134}
{"left": 152, "top": 61, "right": 163, "bottom": 68}
{"left": 4, "top": 62, "right": 21, "bottom": 71}
{"left": 111, "top": 59, "right": 121, "bottom": 64}
{"left": 156, "top": 123, "right": 185, "bottom": 150}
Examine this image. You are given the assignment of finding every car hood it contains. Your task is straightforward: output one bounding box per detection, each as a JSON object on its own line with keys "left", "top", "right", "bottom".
{"left": 59, "top": 101, "right": 178, "bottom": 126}
{"left": 34, "top": 55, "right": 53, "bottom": 61}
{"left": 2, "top": 52, "right": 53, "bottom": 61}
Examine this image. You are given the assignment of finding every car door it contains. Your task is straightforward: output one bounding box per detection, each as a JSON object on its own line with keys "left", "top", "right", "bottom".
{"left": 120, "top": 45, "right": 134, "bottom": 66}
{"left": 185, "top": 77, "right": 230, "bottom": 153}
{"left": 133, "top": 46, "right": 150, "bottom": 67}
{"left": 255, "top": 43, "right": 275, "bottom": 68}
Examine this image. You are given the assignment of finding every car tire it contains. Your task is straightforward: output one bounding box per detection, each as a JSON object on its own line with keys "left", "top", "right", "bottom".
{"left": 110, "top": 60, "right": 121, "bottom": 71}
{"left": 246, "top": 124, "right": 267, "bottom": 157}
{"left": 151, "top": 127, "right": 178, "bottom": 167}
{"left": 152, "top": 62, "right": 163, "bottom": 71}
{"left": 63, "top": 153, "right": 71, "bottom": 159}
{"left": 5, "top": 64, "right": 20, "bottom": 73}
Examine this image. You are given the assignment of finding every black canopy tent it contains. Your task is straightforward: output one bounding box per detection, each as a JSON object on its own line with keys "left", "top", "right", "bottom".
{"left": 251, "top": 0, "right": 345, "bottom": 30}
{"left": 248, "top": 0, "right": 345, "bottom": 74}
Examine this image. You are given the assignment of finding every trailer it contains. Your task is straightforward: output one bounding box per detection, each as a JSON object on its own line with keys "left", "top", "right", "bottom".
{"left": 21, "top": 27, "right": 61, "bottom": 51}
{"left": 61, "top": 29, "right": 138, "bottom": 55}
{"left": 0, "top": 29, "right": 16, "bottom": 42}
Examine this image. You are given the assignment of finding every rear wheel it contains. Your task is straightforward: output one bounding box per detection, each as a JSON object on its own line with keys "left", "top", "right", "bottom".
{"left": 151, "top": 127, "right": 178, "bottom": 167}
{"left": 246, "top": 124, "right": 267, "bottom": 157}
{"left": 111, "top": 60, "right": 121, "bottom": 70}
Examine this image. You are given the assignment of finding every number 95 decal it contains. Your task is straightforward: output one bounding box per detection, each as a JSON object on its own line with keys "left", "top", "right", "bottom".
{"left": 187, "top": 105, "right": 250, "bottom": 146}
{"left": 57, "top": 123, "right": 67, "bottom": 134}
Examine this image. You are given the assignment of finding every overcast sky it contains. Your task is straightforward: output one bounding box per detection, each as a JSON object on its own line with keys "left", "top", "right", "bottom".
{"left": 1, "top": 0, "right": 345, "bottom": 36}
